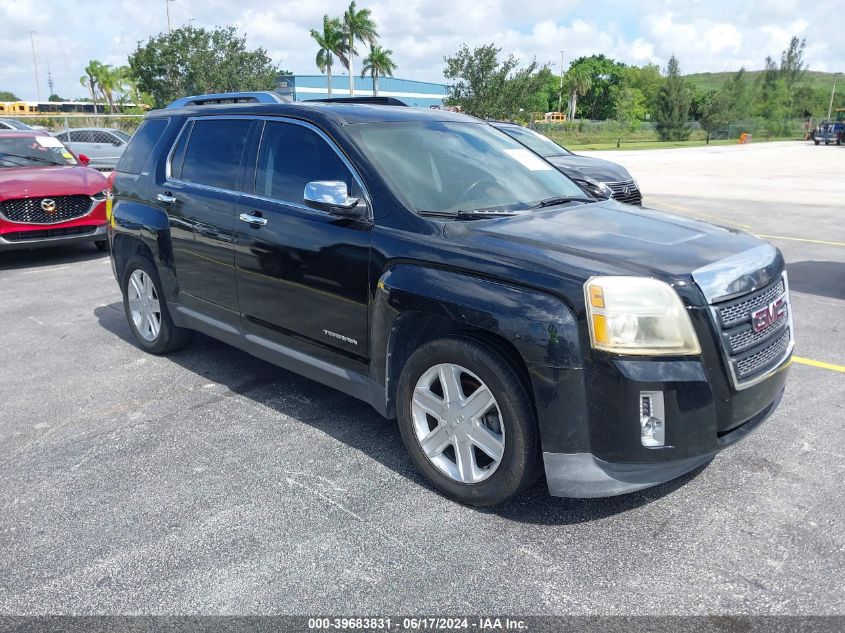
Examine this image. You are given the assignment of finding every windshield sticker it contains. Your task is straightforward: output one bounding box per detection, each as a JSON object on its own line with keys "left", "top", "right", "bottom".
{"left": 35, "top": 136, "right": 64, "bottom": 148}
{"left": 503, "top": 148, "right": 553, "bottom": 171}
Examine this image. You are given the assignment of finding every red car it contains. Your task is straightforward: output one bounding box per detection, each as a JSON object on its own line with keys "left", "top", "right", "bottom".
{"left": 0, "top": 130, "right": 110, "bottom": 251}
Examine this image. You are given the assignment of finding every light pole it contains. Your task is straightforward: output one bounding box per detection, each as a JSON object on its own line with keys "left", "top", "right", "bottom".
{"left": 30, "top": 31, "right": 41, "bottom": 102}
{"left": 558, "top": 50, "right": 564, "bottom": 114}
{"left": 827, "top": 72, "right": 840, "bottom": 120}
{"left": 166, "top": 0, "right": 175, "bottom": 32}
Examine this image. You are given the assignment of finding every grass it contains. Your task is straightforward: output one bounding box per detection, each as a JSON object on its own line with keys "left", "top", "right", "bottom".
{"left": 684, "top": 70, "right": 840, "bottom": 93}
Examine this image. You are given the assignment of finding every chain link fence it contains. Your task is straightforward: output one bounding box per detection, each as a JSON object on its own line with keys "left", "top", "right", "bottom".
{"left": 7, "top": 114, "right": 146, "bottom": 135}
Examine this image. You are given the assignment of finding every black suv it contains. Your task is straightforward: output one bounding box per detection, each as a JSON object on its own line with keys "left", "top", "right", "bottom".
{"left": 108, "top": 95, "right": 793, "bottom": 506}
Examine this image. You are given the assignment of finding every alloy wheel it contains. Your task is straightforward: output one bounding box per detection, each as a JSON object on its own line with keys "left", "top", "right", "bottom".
{"left": 127, "top": 269, "right": 161, "bottom": 342}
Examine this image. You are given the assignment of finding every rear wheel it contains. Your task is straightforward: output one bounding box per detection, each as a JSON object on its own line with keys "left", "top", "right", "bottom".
{"left": 121, "top": 255, "right": 192, "bottom": 354}
{"left": 396, "top": 337, "right": 541, "bottom": 506}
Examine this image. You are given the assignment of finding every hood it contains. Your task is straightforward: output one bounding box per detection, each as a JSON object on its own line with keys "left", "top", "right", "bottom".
{"left": 546, "top": 154, "right": 632, "bottom": 184}
{"left": 447, "top": 199, "right": 767, "bottom": 281}
{"left": 0, "top": 165, "right": 107, "bottom": 201}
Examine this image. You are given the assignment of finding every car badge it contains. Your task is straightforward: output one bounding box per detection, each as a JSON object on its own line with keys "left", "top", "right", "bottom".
{"left": 751, "top": 294, "right": 787, "bottom": 333}
{"left": 41, "top": 198, "right": 57, "bottom": 214}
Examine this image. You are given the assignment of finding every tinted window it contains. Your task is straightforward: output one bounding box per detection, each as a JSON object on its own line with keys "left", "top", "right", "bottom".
{"left": 91, "top": 130, "right": 119, "bottom": 144}
{"left": 256, "top": 121, "right": 355, "bottom": 204}
{"left": 179, "top": 119, "right": 252, "bottom": 191}
{"left": 117, "top": 118, "right": 169, "bottom": 174}
{"left": 55, "top": 132, "right": 68, "bottom": 141}
{"left": 69, "top": 130, "right": 93, "bottom": 143}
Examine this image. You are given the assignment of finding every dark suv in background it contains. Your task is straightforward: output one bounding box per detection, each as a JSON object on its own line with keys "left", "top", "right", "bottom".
{"left": 108, "top": 93, "right": 792, "bottom": 506}
{"left": 491, "top": 121, "right": 642, "bottom": 205}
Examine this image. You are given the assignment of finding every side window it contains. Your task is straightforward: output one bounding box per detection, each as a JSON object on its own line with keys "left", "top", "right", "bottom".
{"left": 55, "top": 132, "right": 68, "bottom": 141}
{"left": 91, "top": 130, "right": 118, "bottom": 144}
{"left": 179, "top": 119, "right": 252, "bottom": 191}
{"left": 116, "top": 118, "right": 169, "bottom": 175}
{"left": 69, "top": 130, "right": 93, "bottom": 143}
{"left": 256, "top": 121, "right": 357, "bottom": 205}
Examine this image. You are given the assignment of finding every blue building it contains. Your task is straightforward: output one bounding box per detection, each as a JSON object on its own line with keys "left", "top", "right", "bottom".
{"left": 276, "top": 74, "right": 447, "bottom": 108}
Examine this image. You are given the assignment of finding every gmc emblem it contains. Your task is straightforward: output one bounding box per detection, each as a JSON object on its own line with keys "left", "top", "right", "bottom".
{"left": 751, "top": 294, "right": 787, "bottom": 333}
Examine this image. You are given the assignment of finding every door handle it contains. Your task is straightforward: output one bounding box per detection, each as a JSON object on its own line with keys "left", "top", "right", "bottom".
{"left": 239, "top": 212, "right": 268, "bottom": 227}
{"left": 156, "top": 193, "right": 176, "bottom": 204}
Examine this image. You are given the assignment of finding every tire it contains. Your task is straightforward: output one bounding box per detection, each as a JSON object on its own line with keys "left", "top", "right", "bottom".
{"left": 814, "top": 140, "right": 820, "bottom": 145}
{"left": 121, "top": 254, "right": 192, "bottom": 354}
{"left": 94, "top": 239, "right": 109, "bottom": 252}
{"left": 396, "top": 336, "right": 541, "bottom": 506}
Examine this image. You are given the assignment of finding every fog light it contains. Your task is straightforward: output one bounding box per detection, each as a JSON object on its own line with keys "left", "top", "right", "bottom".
{"left": 640, "top": 391, "right": 665, "bottom": 447}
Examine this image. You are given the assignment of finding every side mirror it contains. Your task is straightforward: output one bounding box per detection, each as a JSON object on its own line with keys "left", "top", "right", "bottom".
{"left": 77, "top": 154, "right": 90, "bottom": 166}
{"left": 303, "top": 181, "right": 365, "bottom": 218}
{"left": 113, "top": 140, "right": 123, "bottom": 147}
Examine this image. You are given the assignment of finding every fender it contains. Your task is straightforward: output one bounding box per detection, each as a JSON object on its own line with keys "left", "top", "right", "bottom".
{"left": 371, "top": 264, "right": 591, "bottom": 454}
{"left": 111, "top": 199, "right": 178, "bottom": 300}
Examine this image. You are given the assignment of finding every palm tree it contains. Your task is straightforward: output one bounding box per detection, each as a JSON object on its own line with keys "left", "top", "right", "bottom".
{"left": 565, "top": 65, "right": 592, "bottom": 121}
{"left": 96, "top": 65, "right": 125, "bottom": 114}
{"left": 342, "top": 1, "right": 379, "bottom": 97}
{"left": 310, "top": 15, "right": 345, "bottom": 97}
{"left": 361, "top": 45, "right": 396, "bottom": 96}
{"left": 79, "top": 60, "right": 104, "bottom": 114}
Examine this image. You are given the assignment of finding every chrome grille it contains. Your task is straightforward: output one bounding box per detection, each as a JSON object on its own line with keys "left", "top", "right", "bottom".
{"left": 735, "top": 328, "right": 792, "bottom": 379}
{"left": 0, "top": 195, "right": 93, "bottom": 224}
{"left": 606, "top": 179, "right": 642, "bottom": 205}
{"left": 710, "top": 273, "right": 793, "bottom": 389}
{"left": 717, "top": 279, "right": 785, "bottom": 327}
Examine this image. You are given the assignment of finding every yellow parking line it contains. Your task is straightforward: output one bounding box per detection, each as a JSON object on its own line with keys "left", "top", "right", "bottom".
{"left": 793, "top": 356, "right": 845, "bottom": 374}
{"left": 754, "top": 234, "right": 845, "bottom": 248}
{"left": 652, "top": 200, "right": 752, "bottom": 229}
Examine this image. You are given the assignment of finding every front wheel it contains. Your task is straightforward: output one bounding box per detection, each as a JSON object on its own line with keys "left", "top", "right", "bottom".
{"left": 396, "top": 337, "right": 541, "bottom": 506}
{"left": 121, "top": 255, "right": 192, "bottom": 354}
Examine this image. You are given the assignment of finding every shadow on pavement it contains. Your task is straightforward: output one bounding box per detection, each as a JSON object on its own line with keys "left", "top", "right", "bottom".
{"left": 786, "top": 260, "right": 845, "bottom": 301}
{"left": 0, "top": 242, "right": 106, "bottom": 270}
{"left": 95, "top": 301, "right": 707, "bottom": 525}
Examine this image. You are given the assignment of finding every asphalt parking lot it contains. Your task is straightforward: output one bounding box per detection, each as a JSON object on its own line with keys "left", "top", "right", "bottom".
{"left": 1, "top": 141, "right": 843, "bottom": 616}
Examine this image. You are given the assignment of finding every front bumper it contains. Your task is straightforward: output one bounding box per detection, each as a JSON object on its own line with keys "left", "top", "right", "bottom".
{"left": 0, "top": 223, "right": 107, "bottom": 250}
{"left": 543, "top": 384, "right": 783, "bottom": 497}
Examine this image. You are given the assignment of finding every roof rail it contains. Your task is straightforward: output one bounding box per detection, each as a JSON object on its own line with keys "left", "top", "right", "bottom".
{"left": 165, "top": 91, "right": 289, "bottom": 109}
{"left": 310, "top": 96, "right": 408, "bottom": 107}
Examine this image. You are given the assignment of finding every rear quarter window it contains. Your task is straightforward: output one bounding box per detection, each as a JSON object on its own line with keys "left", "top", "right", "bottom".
{"left": 116, "top": 118, "right": 170, "bottom": 175}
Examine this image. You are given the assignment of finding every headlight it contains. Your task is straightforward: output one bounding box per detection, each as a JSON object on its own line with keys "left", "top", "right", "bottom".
{"left": 573, "top": 176, "right": 612, "bottom": 200}
{"left": 584, "top": 276, "right": 701, "bottom": 355}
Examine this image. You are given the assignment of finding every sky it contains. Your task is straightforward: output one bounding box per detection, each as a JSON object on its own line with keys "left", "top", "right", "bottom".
{"left": 0, "top": 0, "right": 842, "bottom": 101}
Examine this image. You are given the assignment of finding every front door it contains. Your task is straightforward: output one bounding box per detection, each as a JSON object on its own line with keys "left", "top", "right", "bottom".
{"left": 234, "top": 120, "right": 372, "bottom": 369}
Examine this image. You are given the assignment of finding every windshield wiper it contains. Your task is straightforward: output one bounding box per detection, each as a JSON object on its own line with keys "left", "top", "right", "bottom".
{"left": 0, "top": 152, "right": 62, "bottom": 167}
{"left": 419, "top": 209, "right": 524, "bottom": 221}
{"left": 531, "top": 196, "right": 596, "bottom": 208}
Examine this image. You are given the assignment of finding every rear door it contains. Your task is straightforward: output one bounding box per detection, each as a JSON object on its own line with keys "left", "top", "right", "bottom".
{"left": 234, "top": 119, "right": 372, "bottom": 369}
{"left": 66, "top": 129, "right": 96, "bottom": 160}
{"left": 156, "top": 116, "right": 257, "bottom": 323}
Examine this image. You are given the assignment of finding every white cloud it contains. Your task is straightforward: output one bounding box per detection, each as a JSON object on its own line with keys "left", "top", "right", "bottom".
{"left": 0, "top": 0, "right": 842, "bottom": 101}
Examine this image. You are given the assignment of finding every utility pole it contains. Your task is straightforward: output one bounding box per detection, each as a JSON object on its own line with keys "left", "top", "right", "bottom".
{"left": 828, "top": 72, "right": 839, "bottom": 119}
{"left": 47, "top": 61, "right": 54, "bottom": 98}
{"left": 30, "top": 31, "right": 41, "bottom": 102}
{"left": 166, "top": 0, "right": 174, "bottom": 32}
{"left": 558, "top": 50, "right": 564, "bottom": 114}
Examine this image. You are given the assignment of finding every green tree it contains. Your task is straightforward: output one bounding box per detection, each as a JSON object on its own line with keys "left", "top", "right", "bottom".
{"left": 361, "top": 44, "right": 397, "bottom": 96}
{"left": 0, "top": 90, "right": 19, "bottom": 101}
{"left": 342, "top": 1, "right": 379, "bottom": 97}
{"left": 567, "top": 54, "right": 627, "bottom": 119}
{"left": 655, "top": 55, "right": 691, "bottom": 140}
{"left": 757, "top": 56, "right": 790, "bottom": 136}
{"left": 564, "top": 65, "right": 592, "bottom": 120}
{"left": 723, "top": 68, "right": 754, "bottom": 121}
{"left": 128, "top": 25, "right": 282, "bottom": 108}
{"left": 80, "top": 59, "right": 105, "bottom": 113}
{"left": 310, "top": 14, "right": 345, "bottom": 97}
{"left": 699, "top": 89, "right": 733, "bottom": 143}
{"left": 610, "top": 83, "right": 645, "bottom": 147}
{"left": 625, "top": 64, "right": 663, "bottom": 117}
{"left": 443, "top": 43, "right": 548, "bottom": 120}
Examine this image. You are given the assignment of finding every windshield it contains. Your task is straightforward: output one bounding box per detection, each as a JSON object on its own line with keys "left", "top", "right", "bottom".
{"left": 347, "top": 121, "right": 584, "bottom": 214}
{"left": 0, "top": 135, "right": 77, "bottom": 168}
{"left": 496, "top": 125, "right": 572, "bottom": 158}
